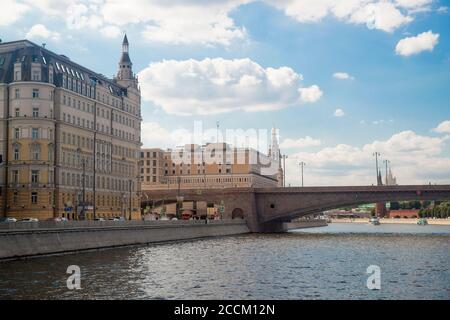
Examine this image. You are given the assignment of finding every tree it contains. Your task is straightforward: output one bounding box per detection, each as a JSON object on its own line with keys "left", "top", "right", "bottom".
{"left": 390, "top": 201, "right": 400, "bottom": 210}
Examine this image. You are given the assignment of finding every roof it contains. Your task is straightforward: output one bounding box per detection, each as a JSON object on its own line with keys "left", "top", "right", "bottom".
{"left": 0, "top": 39, "right": 127, "bottom": 97}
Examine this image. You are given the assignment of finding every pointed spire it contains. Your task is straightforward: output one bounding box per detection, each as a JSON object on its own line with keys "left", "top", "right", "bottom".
{"left": 123, "top": 33, "right": 129, "bottom": 46}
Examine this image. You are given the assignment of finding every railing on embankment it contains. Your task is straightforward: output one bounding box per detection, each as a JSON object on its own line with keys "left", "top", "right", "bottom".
{"left": 0, "top": 220, "right": 249, "bottom": 260}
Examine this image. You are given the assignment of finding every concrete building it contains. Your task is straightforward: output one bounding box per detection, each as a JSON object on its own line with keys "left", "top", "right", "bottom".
{"left": 0, "top": 35, "right": 142, "bottom": 220}
{"left": 140, "top": 140, "right": 282, "bottom": 191}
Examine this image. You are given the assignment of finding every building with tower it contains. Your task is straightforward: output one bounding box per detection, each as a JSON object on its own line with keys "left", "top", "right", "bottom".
{"left": 0, "top": 35, "right": 142, "bottom": 220}
{"left": 140, "top": 126, "right": 283, "bottom": 191}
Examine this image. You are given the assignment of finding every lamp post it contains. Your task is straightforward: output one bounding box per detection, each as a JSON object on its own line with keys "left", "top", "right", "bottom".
{"left": 373, "top": 152, "right": 381, "bottom": 185}
{"left": 176, "top": 176, "right": 183, "bottom": 219}
{"left": 383, "top": 159, "right": 390, "bottom": 186}
{"left": 282, "top": 154, "right": 288, "bottom": 187}
{"left": 299, "top": 161, "right": 306, "bottom": 187}
{"left": 128, "top": 179, "right": 132, "bottom": 220}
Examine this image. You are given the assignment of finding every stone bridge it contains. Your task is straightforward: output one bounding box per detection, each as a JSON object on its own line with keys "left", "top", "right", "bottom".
{"left": 142, "top": 185, "right": 450, "bottom": 232}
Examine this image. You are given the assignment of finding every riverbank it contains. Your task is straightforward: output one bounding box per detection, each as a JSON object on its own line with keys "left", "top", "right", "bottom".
{"left": 0, "top": 220, "right": 249, "bottom": 260}
{"left": 331, "top": 218, "right": 450, "bottom": 225}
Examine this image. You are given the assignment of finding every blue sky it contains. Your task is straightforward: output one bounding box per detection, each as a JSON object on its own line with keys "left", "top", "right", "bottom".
{"left": 1, "top": 0, "right": 449, "bottom": 185}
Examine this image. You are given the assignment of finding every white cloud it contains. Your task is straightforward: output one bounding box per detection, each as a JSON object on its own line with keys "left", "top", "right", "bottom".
{"left": 9, "top": 0, "right": 434, "bottom": 45}
{"left": 334, "top": 108, "right": 345, "bottom": 117}
{"left": 285, "top": 130, "right": 450, "bottom": 186}
{"left": 437, "top": 6, "right": 448, "bottom": 13}
{"left": 0, "top": 0, "right": 29, "bottom": 27}
{"left": 141, "top": 122, "right": 183, "bottom": 149}
{"left": 138, "top": 58, "right": 321, "bottom": 116}
{"left": 100, "top": 25, "right": 122, "bottom": 38}
{"left": 26, "top": 24, "right": 61, "bottom": 41}
{"left": 394, "top": 0, "right": 432, "bottom": 9}
{"left": 433, "top": 120, "right": 450, "bottom": 134}
{"left": 280, "top": 136, "right": 322, "bottom": 149}
{"left": 333, "top": 72, "right": 353, "bottom": 80}
{"left": 265, "top": 0, "right": 416, "bottom": 33}
{"left": 395, "top": 30, "right": 439, "bottom": 56}
{"left": 100, "top": 0, "right": 249, "bottom": 46}
{"left": 298, "top": 85, "right": 323, "bottom": 104}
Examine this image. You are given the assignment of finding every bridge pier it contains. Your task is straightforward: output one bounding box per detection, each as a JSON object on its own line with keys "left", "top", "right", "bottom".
{"left": 246, "top": 220, "right": 287, "bottom": 233}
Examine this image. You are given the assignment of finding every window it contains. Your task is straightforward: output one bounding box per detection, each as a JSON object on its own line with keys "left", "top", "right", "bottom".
{"left": 31, "top": 170, "right": 39, "bottom": 184}
{"left": 31, "top": 192, "right": 38, "bottom": 204}
{"left": 31, "top": 128, "right": 39, "bottom": 139}
{"left": 13, "top": 147, "right": 19, "bottom": 160}
{"left": 15, "top": 89, "right": 20, "bottom": 99}
{"left": 32, "top": 89, "right": 39, "bottom": 99}
{"left": 32, "top": 70, "right": 40, "bottom": 81}
{"left": 14, "top": 128, "right": 19, "bottom": 139}
{"left": 32, "top": 107, "right": 39, "bottom": 118}
{"left": 13, "top": 191, "right": 18, "bottom": 204}
{"left": 15, "top": 108, "right": 20, "bottom": 117}
{"left": 32, "top": 145, "right": 40, "bottom": 160}
{"left": 12, "top": 170, "right": 19, "bottom": 183}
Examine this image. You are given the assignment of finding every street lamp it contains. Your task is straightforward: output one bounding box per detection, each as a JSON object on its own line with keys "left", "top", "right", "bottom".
{"left": 282, "top": 154, "right": 288, "bottom": 187}
{"left": 76, "top": 148, "right": 86, "bottom": 220}
{"left": 128, "top": 179, "right": 132, "bottom": 220}
{"left": 383, "top": 159, "right": 390, "bottom": 186}
{"left": 299, "top": 161, "right": 306, "bottom": 187}
{"left": 373, "top": 152, "right": 381, "bottom": 185}
{"left": 176, "top": 176, "right": 183, "bottom": 219}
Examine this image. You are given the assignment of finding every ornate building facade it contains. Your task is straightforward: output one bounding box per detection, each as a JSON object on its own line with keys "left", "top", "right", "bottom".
{"left": 0, "top": 35, "right": 142, "bottom": 220}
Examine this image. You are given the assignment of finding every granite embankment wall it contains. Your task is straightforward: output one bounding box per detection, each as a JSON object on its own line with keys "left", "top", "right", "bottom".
{"left": 331, "top": 218, "right": 450, "bottom": 225}
{"left": 285, "top": 220, "right": 328, "bottom": 230}
{"left": 0, "top": 220, "right": 249, "bottom": 260}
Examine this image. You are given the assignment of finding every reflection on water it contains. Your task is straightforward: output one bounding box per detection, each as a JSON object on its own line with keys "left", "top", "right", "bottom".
{"left": 0, "top": 223, "right": 449, "bottom": 300}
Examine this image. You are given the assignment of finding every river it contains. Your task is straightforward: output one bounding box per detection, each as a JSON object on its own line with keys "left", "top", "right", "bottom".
{"left": 0, "top": 223, "right": 449, "bottom": 299}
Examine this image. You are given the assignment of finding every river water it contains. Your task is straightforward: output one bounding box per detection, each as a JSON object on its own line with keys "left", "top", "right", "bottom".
{"left": 0, "top": 223, "right": 449, "bottom": 300}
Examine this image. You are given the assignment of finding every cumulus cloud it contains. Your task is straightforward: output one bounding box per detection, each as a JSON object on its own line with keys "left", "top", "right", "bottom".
{"left": 3, "top": 0, "right": 435, "bottom": 45}
{"left": 395, "top": 30, "right": 439, "bottom": 56}
{"left": 138, "top": 58, "right": 322, "bottom": 116}
{"left": 333, "top": 72, "right": 354, "bottom": 80}
{"left": 0, "top": 0, "right": 29, "bottom": 27}
{"left": 285, "top": 130, "right": 450, "bottom": 186}
{"left": 334, "top": 108, "right": 345, "bottom": 117}
{"left": 26, "top": 24, "right": 61, "bottom": 41}
{"left": 433, "top": 120, "right": 450, "bottom": 134}
{"left": 298, "top": 85, "right": 323, "bottom": 104}
{"left": 265, "top": 0, "right": 417, "bottom": 32}
{"left": 100, "top": 25, "right": 122, "bottom": 38}
{"left": 280, "top": 136, "right": 322, "bottom": 149}
{"left": 141, "top": 122, "right": 188, "bottom": 149}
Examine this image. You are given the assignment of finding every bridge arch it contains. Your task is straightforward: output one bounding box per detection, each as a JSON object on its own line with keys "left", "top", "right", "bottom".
{"left": 232, "top": 208, "right": 244, "bottom": 219}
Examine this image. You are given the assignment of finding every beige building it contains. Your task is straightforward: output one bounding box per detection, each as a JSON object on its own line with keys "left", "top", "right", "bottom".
{"left": 141, "top": 140, "right": 283, "bottom": 191}
{"left": 0, "top": 35, "right": 142, "bottom": 220}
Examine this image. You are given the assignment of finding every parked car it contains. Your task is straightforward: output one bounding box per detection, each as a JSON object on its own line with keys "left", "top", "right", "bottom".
{"left": 21, "top": 218, "right": 39, "bottom": 222}
{"left": 93, "top": 218, "right": 105, "bottom": 222}
{"left": 2, "top": 217, "right": 17, "bottom": 223}
{"left": 53, "top": 217, "right": 69, "bottom": 222}
{"left": 108, "top": 217, "right": 125, "bottom": 221}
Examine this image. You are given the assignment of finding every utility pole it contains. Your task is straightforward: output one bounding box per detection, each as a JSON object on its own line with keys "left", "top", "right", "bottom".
{"left": 82, "top": 158, "right": 85, "bottom": 218}
{"left": 129, "top": 179, "right": 132, "bottom": 220}
{"left": 216, "top": 121, "right": 220, "bottom": 144}
{"left": 299, "top": 161, "right": 306, "bottom": 187}
{"left": 373, "top": 152, "right": 381, "bottom": 185}
{"left": 282, "top": 155, "right": 288, "bottom": 187}
{"left": 383, "top": 159, "right": 390, "bottom": 186}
